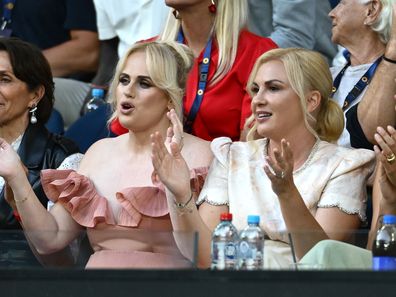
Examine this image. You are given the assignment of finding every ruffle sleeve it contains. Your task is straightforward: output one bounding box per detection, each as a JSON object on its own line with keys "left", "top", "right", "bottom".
{"left": 41, "top": 169, "right": 116, "bottom": 227}
{"left": 317, "top": 147, "right": 375, "bottom": 221}
{"left": 41, "top": 167, "right": 209, "bottom": 228}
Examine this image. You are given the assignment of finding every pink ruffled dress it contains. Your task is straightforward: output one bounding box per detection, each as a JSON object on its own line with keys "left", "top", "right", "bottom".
{"left": 40, "top": 168, "right": 208, "bottom": 269}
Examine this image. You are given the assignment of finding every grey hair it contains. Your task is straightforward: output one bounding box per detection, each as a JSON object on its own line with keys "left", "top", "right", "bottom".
{"left": 360, "top": 0, "right": 394, "bottom": 44}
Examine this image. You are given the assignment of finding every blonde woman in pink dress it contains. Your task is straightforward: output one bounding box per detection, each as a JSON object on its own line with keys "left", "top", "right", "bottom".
{"left": 0, "top": 41, "right": 212, "bottom": 268}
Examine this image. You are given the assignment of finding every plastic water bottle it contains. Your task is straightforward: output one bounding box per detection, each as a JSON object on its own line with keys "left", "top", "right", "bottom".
{"left": 211, "top": 213, "right": 239, "bottom": 270}
{"left": 84, "top": 88, "right": 106, "bottom": 113}
{"left": 372, "top": 214, "right": 396, "bottom": 271}
{"left": 238, "top": 215, "right": 264, "bottom": 270}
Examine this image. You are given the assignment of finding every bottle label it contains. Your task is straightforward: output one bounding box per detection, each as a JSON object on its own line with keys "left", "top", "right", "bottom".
{"left": 224, "top": 243, "right": 237, "bottom": 260}
{"left": 238, "top": 240, "right": 263, "bottom": 270}
{"left": 373, "top": 257, "right": 396, "bottom": 271}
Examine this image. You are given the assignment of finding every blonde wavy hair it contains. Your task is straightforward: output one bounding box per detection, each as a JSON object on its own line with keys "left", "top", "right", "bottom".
{"left": 108, "top": 41, "right": 194, "bottom": 123}
{"left": 245, "top": 48, "right": 344, "bottom": 143}
{"left": 160, "top": 0, "right": 247, "bottom": 85}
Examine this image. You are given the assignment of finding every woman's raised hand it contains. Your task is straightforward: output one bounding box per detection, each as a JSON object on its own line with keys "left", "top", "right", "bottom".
{"left": 151, "top": 109, "right": 191, "bottom": 199}
{"left": 374, "top": 126, "right": 396, "bottom": 187}
{"left": 165, "top": 109, "right": 184, "bottom": 150}
{"left": 0, "top": 138, "right": 25, "bottom": 184}
{"left": 263, "top": 139, "right": 296, "bottom": 198}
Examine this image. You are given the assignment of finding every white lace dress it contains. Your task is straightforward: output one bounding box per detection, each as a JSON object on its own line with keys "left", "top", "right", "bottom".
{"left": 197, "top": 137, "right": 375, "bottom": 269}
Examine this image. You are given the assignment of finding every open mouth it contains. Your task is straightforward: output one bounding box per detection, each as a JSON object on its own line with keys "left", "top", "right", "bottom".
{"left": 256, "top": 111, "right": 272, "bottom": 120}
{"left": 120, "top": 102, "right": 135, "bottom": 112}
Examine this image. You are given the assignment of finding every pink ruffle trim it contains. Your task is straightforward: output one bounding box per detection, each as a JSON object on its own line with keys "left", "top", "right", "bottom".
{"left": 41, "top": 168, "right": 208, "bottom": 228}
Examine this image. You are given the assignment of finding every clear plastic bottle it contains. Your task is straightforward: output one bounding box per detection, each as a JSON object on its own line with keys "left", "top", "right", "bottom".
{"left": 372, "top": 214, "right": 396, "bottom": 271}
{"left": 211, "top": 213, "right": 239, "bottom": 270}
{"left": 84, "top": 88, "right": 106, "bottom": 113}
{"left": 238, "top": 215, "right": 264, "bottom": 270}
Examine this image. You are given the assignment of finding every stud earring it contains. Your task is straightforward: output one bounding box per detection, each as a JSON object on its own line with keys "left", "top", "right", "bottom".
{"left": 208, "top": 0, "right": 216, "bottom": 14}
{"left": 29, "top": 104, "right": 38, "bottom": 124}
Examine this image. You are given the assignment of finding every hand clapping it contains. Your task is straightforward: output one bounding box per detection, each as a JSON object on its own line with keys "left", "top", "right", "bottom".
{"left": 151, "top": 109, "right": 191, "bottom": 199}
{"left": 0, "top": 138, "right": 24, "bottom": 183}
{"left": 263, "top": 139, "right": 295, "bottom": 197}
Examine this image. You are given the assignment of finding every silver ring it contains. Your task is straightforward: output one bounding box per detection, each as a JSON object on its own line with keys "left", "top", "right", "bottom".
{"left": 277, "top": 171, "right": 285, "bottom": 179}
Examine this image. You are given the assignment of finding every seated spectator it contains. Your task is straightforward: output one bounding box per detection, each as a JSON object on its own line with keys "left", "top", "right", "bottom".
{"left": 0, "top": 0, "right": 100, "bottom": 128}
{"left": 151, "top": 48, "right": 375, "bottom": 269}
{"left": 0, "top": 38, "right": 82, "bottom": 266}
{"left": 0, "top": 41, "right": 212, "bottom": 269}
{"left": 300, "top": 123, "right": 396, "bottom": 269}
{"left": 329, "top": 0, "right": 396, "bottom": 149}
{"left": 247, "top": 0, "right": 338, "bottom": 62}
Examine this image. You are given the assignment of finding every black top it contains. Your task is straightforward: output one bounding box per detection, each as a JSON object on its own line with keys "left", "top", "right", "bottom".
{"left": 346, "top": 104, "right": 374, "bottom": 150}
{"left": 1, "top": 0, "right": 97, "bottom": 50}
{"left": 0, "top": 123, "right": 79, "bottom": 230}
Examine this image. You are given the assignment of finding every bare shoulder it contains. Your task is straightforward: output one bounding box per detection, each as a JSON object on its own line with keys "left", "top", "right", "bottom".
{"left": 78, "top": 136, "right": 124, "bottom": 172}
{"left": 182, "top": 133, "right": 213, "bottom": 168}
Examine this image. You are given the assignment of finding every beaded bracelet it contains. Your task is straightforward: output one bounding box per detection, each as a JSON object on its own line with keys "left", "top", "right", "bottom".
{"left": 382, "top": 55, "right": 396, "bottom": 64}
{"left": 174, "top": 192, "right": 194, "bottom": 216}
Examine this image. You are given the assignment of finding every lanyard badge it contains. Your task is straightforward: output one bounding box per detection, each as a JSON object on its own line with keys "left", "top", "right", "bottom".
{"left": 177, "top": 29, "right": 213, "bottom": 133}
{"left": 0, "top": 0, "right": 16, "bottom": 37}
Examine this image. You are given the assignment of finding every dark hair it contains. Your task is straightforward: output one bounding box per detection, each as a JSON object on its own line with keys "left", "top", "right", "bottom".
{"left": 0, "top": 37, "right": 54, "bottom": 123}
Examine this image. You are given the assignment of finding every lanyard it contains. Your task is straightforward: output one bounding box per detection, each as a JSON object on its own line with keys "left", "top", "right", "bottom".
{"left": 332, "top": 50, "right": 382, "bottom": 111}
{"left": 1, "top": 0, "right": 15, "bottom": 30}
{"left": 177, "top": 29, "right": 213, "bottom": 134}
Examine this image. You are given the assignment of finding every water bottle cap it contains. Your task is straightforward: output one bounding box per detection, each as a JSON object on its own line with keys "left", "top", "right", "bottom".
{"left": 220, "top": 212, "right": 232, "bottom": 221}
{"left": 247, "top": 215, "right": 260, "bottom": 224}
{"left": 383, "top": 215, "right": 396, "bottom": 224}
{"left": 92, "top": 88, "right": 105, "bottom": 98}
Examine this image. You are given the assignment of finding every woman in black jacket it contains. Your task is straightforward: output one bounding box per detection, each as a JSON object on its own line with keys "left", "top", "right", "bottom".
{"left": 0, "top": 38, "right": 82, "bottom": 266}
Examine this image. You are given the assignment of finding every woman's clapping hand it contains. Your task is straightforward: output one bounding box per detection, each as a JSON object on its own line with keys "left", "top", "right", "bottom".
{"left": 0, "top": 138, "right": 25, "bottom": 184}
{"left": 263, "top": 139, "right": 296, "bottom": 198}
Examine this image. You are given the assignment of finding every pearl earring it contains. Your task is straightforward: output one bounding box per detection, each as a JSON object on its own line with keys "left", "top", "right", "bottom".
{"left": 29, "top": 104, "right": 38, "bottom": 124}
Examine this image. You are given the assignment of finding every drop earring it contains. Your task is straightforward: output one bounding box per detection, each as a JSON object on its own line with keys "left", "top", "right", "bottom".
{"left": 29, "top": 104, "right": 37, "bottom": 124}
{"left": 208, "top": 0, "right": 216, "bottom": 14}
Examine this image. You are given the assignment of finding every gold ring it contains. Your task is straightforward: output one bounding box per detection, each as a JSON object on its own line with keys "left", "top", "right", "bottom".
{"left": 386, "top": 153, "right": 396, "bottom": 164}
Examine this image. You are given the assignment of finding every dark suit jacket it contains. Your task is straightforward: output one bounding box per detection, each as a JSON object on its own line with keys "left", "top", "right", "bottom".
{"left": 0, "top": 123, "right": 79, "bottom": 229}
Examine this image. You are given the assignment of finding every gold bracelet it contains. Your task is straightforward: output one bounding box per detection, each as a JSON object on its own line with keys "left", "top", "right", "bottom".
{"left": 174, "top": 192, "right": 194, "bottom": 215}
{"left": 14, "top": 189, "right": 30, "bottom": 204}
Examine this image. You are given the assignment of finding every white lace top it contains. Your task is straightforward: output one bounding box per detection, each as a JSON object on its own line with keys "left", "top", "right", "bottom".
{"left": 197, "top": 137, "right": 375, "bottom": 268}
{"left": 0, "top": 135, "right": 83, "bottom": 193}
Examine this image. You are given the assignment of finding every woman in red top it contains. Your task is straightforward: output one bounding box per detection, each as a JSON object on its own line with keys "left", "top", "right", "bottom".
{"left": 112, "top": 0, "right": 277, "bottom": 141}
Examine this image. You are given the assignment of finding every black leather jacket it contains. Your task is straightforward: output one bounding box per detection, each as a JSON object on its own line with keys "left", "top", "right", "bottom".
{"left": 0, "top": 123, "right": 80, "bottom": 229}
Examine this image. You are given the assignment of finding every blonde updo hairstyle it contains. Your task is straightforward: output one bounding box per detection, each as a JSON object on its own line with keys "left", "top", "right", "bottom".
{"left": 108, "top": 40, "right": 194, "bottom": 123}
{"left": 245, "top": 48, "right": 344, "bottom": 143}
